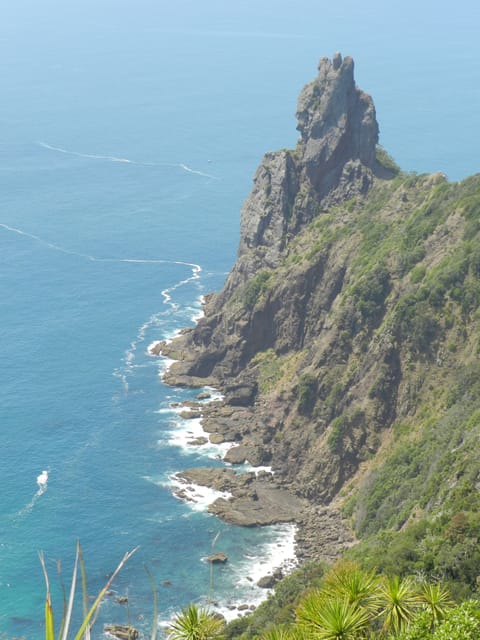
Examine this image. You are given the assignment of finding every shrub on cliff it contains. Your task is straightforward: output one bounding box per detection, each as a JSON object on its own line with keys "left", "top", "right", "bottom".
{"left": 297, "top": 373, "right": 317, "bottom": 415}
{"left": 244, "top": 271, "right": 272, "bottom": 308}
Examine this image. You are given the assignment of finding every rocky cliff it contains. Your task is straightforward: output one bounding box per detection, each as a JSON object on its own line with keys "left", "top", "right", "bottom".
{"left": 164, "top": 53, "right": 385, "bottom": 383}
{"left": 160, "top": 54, "right": 480, "bottom": 565}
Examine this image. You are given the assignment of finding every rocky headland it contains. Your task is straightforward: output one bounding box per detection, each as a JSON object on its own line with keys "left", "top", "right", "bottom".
{"left": 154, "top": 52, "right": 375, "bottom": 564}
{"left": 154, "top": 53, "right": 480, "bottom": 570}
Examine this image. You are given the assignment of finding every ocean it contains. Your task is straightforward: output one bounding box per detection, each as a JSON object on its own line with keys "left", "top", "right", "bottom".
{"left": 1, "top": 1, "right": 479, "bottom": 637}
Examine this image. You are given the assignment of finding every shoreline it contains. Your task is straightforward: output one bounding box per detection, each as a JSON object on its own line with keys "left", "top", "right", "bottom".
{"left": 147, "top": 289, "right": 357, "bottom": 616}
{"left": 153, "top": 326, "right": 357, "bottom": 565}
{"left": 147, "top": 337, "right": 303, "bottom": 617}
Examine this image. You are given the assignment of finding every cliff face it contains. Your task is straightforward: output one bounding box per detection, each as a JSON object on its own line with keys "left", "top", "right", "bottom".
{"left": 162, "top": 54, "right": 480, "bottom": 556}
{"left": 237, "top": 53, "right": 378, "bottom": 271}
{"left": 166, "top": 54, "right": 384, "bottom": 383}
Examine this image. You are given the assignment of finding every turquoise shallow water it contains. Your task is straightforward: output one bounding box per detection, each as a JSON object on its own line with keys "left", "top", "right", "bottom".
{"left": 0, "top": 1, "right": 479, "bottom": 637}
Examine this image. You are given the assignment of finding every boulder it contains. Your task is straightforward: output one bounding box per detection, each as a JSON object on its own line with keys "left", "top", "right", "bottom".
{"left": 179, "top": 410, "right": 202, "bottom": 419}
{"left": 188, "top": 437, "right": 208, "bottom": 446}
{"left": 224, "top": 445, "right": 248, "bottom": 464}
{"left": 257, "top": 575, "right": 276, "bottom": 589}
{"left": 207, "top": 552, "right": 228, "bottom": 564}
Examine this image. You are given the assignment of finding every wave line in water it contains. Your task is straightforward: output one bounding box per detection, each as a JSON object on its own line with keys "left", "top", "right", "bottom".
{"left": 176, "top": 163, "right": 218, "bottom": 179}
{"left": 36, "top": 141, "right": 218, "bottom": 179}
{"left": 114, "top": 266, "right": 203, "bottom": 392}
{"left": 0, "top": 222, "right": 201, "bottom": 271}
{"left": 1, "top": 220, "right": 203, "bottom": 396}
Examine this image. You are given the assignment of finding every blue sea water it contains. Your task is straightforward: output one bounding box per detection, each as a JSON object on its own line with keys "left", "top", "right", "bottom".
{"left": 1, "top": 1, "right": 479, "bottom": 637}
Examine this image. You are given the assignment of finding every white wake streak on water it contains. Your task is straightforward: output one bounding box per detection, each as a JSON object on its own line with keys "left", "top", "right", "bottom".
{"left": 0, "top": 222, "right": 201, "bottom": 270}
{"left": 13, "top": 470, "right": 49, "bottom": 520}
{"left": 37, "top": 141, "right": 148, "bottom": 164}
{"left": 36, "top": 141, "right": 218, "bottom": 179}
{"left": 0, "top": 222, "right": 95, "bottom": 259}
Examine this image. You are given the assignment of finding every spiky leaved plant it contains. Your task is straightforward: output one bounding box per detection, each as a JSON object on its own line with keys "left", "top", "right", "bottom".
{"left": 418, "top": 581, "right": 453, "bottom": 627}
{"left": 296, "top": 591, "right": 371, "bottom": 640}
{"left": 39, "top": 541, "right": 139, "bottom": 640}
{"left": 378, "top": 575, "right": 421, "bottom": 636}
{"left": 321, "top": 561, "right": 382, "bottom": 617}
{"left": 260, "top": 623, "right": 307, "bottom": 640}
{"left": 167, "top": 603, "right": 225, "bottom": 640}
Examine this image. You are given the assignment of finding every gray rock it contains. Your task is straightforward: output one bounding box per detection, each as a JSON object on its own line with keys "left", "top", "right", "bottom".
{"left": 257, "top": 575, "right": 276, "bottom": 589}
{"left": 224, "top": 445, "right": 248, "bottom": 464}
{"left": 296, "top": 54, "right": 378, "bottom": 198}
{"left": 207, "top": 552, "right": 228, "bottom": 564}
{"left": 188, "top": 437, "right": 208, "bottom": 446}
{"left": 209, "top": 433, "right": 228, "bottom": 445}
{"left": 179, "top": 410, "right": 202, "bottom": 419}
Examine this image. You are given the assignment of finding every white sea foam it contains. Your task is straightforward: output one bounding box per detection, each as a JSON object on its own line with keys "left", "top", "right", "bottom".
{"left": 108, "top": 257, "right": 202, "bottom": 392}
{"left": 0, "top": 222, "right": 96, "bottom": 259}
{"left": 36, "top": 469, "right": 48, "bottom": 490}
{"left": 147, "top": 340, "right": 162, "bottom": 355}
{"left": 161, "top": 263, "right": 202, "bottom": 311}
{"left": 170, "top": 474, "right": 232, "bottom": 511}
{"left": 211, "top": 523, "right": 298, "bottom": 621}
{"left": 177, "top": 163, "right": 217, "bottom": 180}
{"left": 200, "top": 386, "right": 224, "bottom": 402}
{"left": 165, "top": 416, "right": 233, "bottom": 459}
{"left": 242, "top": 464, "right": 273, "bottom": 475}
{"left": 190, "top": 305, "right": 204, "bottom": 323}
{"left": 38, "top": 141, "right": 145, "bottom": 164}
{"left": 158, "top": 357, "right": 176, "bottom": 380}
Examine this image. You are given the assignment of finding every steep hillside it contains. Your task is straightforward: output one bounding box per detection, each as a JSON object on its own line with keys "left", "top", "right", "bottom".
{"left": 159, "top": 54, "right": 480, "bottom": 585}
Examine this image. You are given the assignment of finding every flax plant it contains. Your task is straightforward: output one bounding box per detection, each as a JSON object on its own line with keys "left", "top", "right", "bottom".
{"left": 39, "top": 541, "right": 138, "bottom": 640}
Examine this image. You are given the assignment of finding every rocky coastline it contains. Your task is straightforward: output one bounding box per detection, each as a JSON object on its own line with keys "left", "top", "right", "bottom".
{"left": 151, "top": 339, "right": 355, "bottom": 567}
{"left": 149, "top": 53, "right": 379, "bottom": 578}
{"left": 146, "top": 50, "right": 480, "bottom": 620}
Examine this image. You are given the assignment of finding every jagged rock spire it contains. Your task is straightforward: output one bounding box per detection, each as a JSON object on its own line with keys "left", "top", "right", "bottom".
{"left": 296, "top": 53, "right": 379, "bottom": 195}
{"left": 237, "top": 54, "right": 380, "bottom": 269}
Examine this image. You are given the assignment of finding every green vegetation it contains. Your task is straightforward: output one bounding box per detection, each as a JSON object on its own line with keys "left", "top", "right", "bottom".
{"left": 39, "top": 549, "right": 480, "bottom": 640}
{"left": 223, "top": 562, "right": 480, "bottom": 640}
{"left": 348, "top": 262, "right": 391, "bottom": 330}
{"left": 252, "top": 349, "right": 285, "bottom": 393}
{"left": 40, "top": 542, "right": 140, "bottom": 640}
{"left": 297, "top": 373, "right": 317, "bottom": 414}
{"left": 167, "top": 604, "right": 225, "bottom": 640}
{"left": 375, "top": 145, "right": 401, "bottom": 175}
{"left": 244, "top": 271, "right": 273, "bottom": 308}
